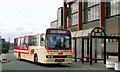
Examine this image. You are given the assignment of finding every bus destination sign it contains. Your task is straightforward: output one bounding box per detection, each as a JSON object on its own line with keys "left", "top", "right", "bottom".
{"left": 49, "top": 30, "right": 69, "bottom": 34}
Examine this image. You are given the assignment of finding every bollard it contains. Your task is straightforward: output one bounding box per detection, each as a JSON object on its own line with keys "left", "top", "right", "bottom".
{"left": 114, "top": 62, "right": 120, "bottom": 71}
{"left": 106, "top": 60, "right": 115, "bottom": 68}
{"left": 2, "top": 53, "right": 8, "bottom": 63}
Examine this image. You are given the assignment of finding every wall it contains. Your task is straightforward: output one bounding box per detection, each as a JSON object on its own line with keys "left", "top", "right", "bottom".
{"left": 105, "top": 17, "right": 119, "bottom": 35}
{"left": 106, "top": 43, "right": 118, "bottom": 53}
{"left": 83, "top": 21, "right": 99, "bottom": 30}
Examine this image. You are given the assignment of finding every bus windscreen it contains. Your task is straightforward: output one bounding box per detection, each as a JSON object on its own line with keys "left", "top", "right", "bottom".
{"left": 45, "top": 34, "right": 71, "bottom": 49}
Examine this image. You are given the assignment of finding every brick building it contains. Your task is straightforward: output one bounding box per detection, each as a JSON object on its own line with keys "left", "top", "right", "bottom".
{"left": 50, "top": 20, "right": 58, "bottom": 28}
{"left": 50, "top": 0, "right": 120, "bottom": 59}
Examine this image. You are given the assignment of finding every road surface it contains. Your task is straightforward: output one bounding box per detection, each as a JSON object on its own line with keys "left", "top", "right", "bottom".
{"left": 2, "top": 50, "right": 114, "bottom": 71}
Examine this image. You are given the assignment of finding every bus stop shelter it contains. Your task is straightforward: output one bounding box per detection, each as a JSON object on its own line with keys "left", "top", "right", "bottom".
{"left": 72, "top": 27, "right": 120, "bottom": 65}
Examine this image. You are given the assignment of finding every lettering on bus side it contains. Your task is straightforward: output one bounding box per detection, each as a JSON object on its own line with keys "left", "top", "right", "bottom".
{"left": 30, "top": 49, "right": 34, "bottom": 55}
{"left": 49, "top": 50, "right": 71, "bottom": 53}
{"left": 58, "top": 52, "right": 63, "bottom": 55}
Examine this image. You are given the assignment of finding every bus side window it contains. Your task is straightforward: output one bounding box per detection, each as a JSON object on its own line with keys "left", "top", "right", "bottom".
{"left": 14, "top": 39, "right": 18, "bottom": 46}
{"left": 24, "top": 37, "right": 28, "bottom": 46}
{"left": 18, "top": 38, "right": 21, "bottom": 46}
{"left": 33, "top": 35, "right": 39, "bottom": 46}
{"left": 40, "top": 34, "right": 45, "bottom": 46}
{"left": 28, "top": 36, "right": 34, "bottom": 46}
{"left": 21, "top": 37, "right": 24, "bottom": 46}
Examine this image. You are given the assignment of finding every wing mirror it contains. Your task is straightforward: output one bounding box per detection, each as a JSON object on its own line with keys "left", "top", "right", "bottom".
{"left": 41, "top": 38, "right": 44, "bottom": 41}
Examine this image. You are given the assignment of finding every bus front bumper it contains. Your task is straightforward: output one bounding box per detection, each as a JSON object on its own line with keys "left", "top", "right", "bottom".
{"left": 44, "top": 58, "right": 72, "bottom": 64}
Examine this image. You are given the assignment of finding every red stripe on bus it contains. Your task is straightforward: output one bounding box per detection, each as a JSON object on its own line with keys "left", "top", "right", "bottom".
{"left": 14, "top": 46, "right": 29, "bottom": 50}
{"left": 14, "top": 51, "right": 29, "bottom": 54}
{"left": 14, "top": 49, "right": 28, "bottom": 51}
{"left": 14, "top": 51, "right": 19, "bottom": 53}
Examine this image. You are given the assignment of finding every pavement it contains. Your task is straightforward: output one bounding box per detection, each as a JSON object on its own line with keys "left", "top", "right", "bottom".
{"left": 0, "top": 55, "right": 2, "bottom": 61}
{"left": 1, "top": 50, "right": 115, "bottom": 71}
{"left": 0, "top": 62, "right": 1, "bottom": 72}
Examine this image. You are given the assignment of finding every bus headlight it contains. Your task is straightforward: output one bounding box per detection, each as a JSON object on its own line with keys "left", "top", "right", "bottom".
{"left": 51, "top": 56, "right": 53, "bottom": 58}
{"left": 67, "top": 55, "right": 72, "bottom": 58}
{"left": 48, "top": 56, "right": 51, "bottom": 58}
{"left": 46, "top": 56, "right": 53, "bottom": 58}
{"left": 67, "top": 56, "right": 69, "bottom": 58}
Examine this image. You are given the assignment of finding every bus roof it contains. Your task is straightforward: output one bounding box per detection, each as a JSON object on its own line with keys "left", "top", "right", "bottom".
{"left": 46, "top": 28, "right": 69, "bottom": 30}
{"left": 15, "top": 28, "right": 70, "bottom": 39}
{"left": 14, "top": 32, "right": 43, "bottom": 39}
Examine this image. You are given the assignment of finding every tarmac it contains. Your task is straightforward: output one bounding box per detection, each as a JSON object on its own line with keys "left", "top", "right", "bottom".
{"left": 1, "top": 50, "right": 119, "bottom": 71}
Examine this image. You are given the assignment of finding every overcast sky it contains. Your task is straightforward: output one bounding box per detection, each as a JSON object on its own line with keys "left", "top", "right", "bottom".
{"left": 0, "top": 0, "right": 63, "bottom": 43}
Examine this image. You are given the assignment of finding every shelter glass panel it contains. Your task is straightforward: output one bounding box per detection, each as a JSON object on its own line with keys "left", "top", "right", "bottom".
{"left": 77, "top": 38, "right": 82, "bottom": 59}
{"left": 93, "top": 38, "right": 104, "bottom": 59}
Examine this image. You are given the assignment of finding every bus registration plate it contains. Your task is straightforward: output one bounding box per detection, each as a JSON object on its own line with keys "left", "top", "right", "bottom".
{"left": 55, "top": 59, "right": 64, "bottom": 62}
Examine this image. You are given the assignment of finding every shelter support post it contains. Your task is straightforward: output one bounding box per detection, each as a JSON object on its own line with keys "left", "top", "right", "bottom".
{"left": 82, "top": 38, "right": 84, "bottom": 63}
{"left": 90, "top": 37, "right": 92, "bottom": 65}
{"left": 87, "top": 38, "right": 89, "bottom": 62}
{"left": 119, "top": 39, "right": 120, "bottom": 62}
{"left": 104, "top": 38, "right": 106, "bottom": 64}
{"left": 75, "top": 38, "right": 77, "bottom": 62}
{"left": 107, "top": 53, "right": 109, "bottom": 59}
{"left": 95, "top": 38, "right": 97, "bottom": 63}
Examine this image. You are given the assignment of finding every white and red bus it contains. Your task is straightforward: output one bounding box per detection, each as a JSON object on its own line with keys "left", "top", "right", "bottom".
{"left": 14, "top": 29, "right": 72, "bottom": 64}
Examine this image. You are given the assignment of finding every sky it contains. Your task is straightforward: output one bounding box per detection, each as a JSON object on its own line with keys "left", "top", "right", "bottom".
{"left": 0, "top": 0, "right": 63, "bottom": 43}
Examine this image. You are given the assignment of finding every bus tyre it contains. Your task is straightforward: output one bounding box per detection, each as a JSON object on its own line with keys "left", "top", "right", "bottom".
{"left": 18, "top": 53, "right": 21, "bottom": 61}
{"left": 34, "top": 56, "right": 38, "bottom": 64}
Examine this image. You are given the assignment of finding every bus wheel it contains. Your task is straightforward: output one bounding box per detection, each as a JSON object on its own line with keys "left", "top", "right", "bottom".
{"left": 18, "top": 52, "right": 21, "bottom": 61}
{"left": 34, "top": 55, "right": 38, "bottom": 64}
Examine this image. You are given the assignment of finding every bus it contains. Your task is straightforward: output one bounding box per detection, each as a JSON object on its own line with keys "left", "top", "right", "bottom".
{"left": 14, "top": 29, "right": 72, "bottom": 64}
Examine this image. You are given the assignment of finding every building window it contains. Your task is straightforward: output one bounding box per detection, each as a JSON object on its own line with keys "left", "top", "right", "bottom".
{"left": 71, "top": 13, "right": 78, "bottom": 25}
{"left": 68, "top": 2, "right": 78, "bottom": 26}
{"left": 71, "top": 2, "right": 78, "bottom": 14}
{"left": 111, "top": 1, "right": 119, "bottom": 16}
{"left": 58, "top": 8, "right": 62, "bottom": 28}
{"left": 84, "top": 2, "right": 88, "bottom": 9}
{"left": 84, "top": 5, "right": 100, "bottom": 22}
{"left": 50, "top": 20, "right": 58, "bottom": 28}
{"left": 88, "top": 9, "right": 91, "bottom": 21}
{"left": 105, "top": 1, "right": 120, "bottom": 18}
{"left": 87, "top": 1, "right": 99, "bottom": 7}
{"left": 105, "top": 2, "right": 111, "bottom": 17}
{"left": 67, "top": 17, "right": 69, "bottom": 27}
